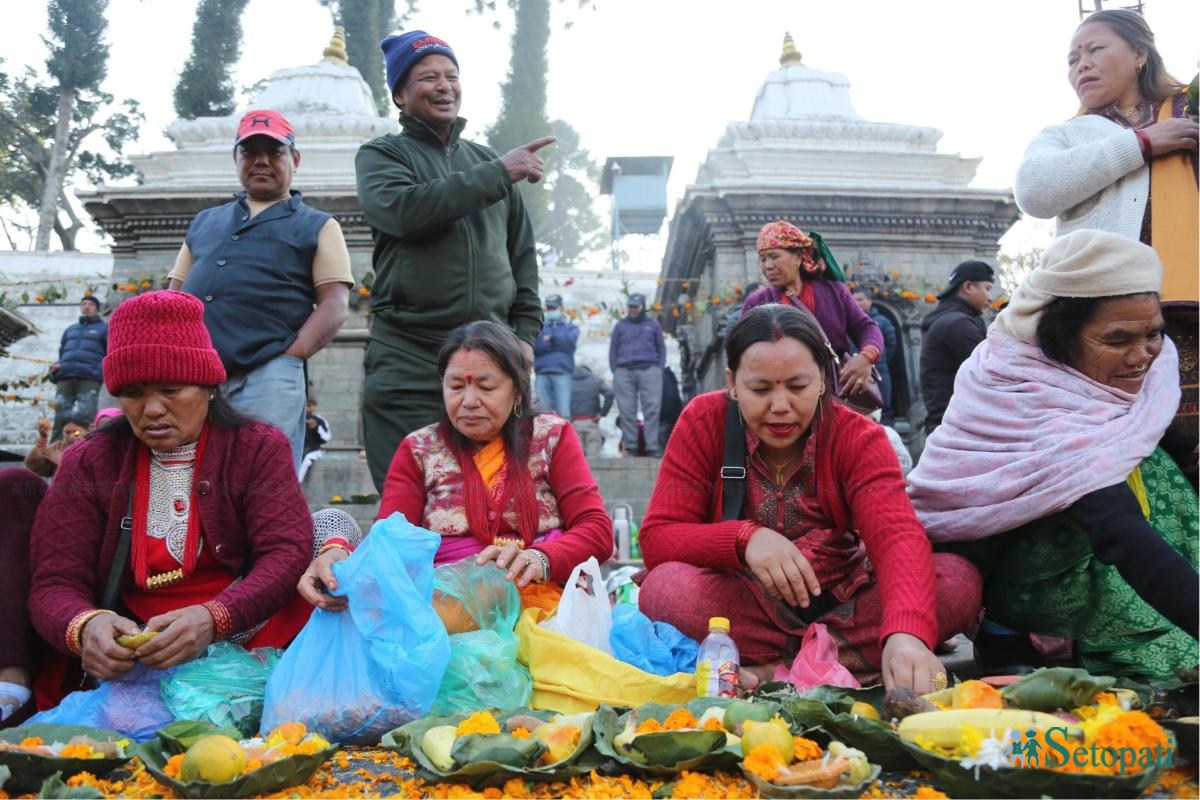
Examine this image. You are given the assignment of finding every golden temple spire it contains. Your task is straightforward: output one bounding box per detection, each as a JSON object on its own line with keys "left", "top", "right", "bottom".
{"left": 780, "top": 32, "right": 803, "bottom": 67}
{"left": 322, "top": 26, "right": 349, "bottom": 66}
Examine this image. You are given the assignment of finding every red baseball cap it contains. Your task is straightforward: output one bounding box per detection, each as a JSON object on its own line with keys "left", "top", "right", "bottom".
{"left": 234, "top": 109, "right": 295, "bottom": 147}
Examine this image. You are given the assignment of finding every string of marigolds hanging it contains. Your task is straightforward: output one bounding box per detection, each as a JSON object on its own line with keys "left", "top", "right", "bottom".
{"left": 0, "top": 392, "right": 54, "bottom": 407}
{"left": 111, "top": 275, "right": 169, "bottom": 296}
{"left": 0, "top": 284, "right": 83, "bottom": 308}
{"left": 845, "top": 266, "right": 1010, "bottom": 312}
{"left": 0, "top": 370, "right": 51, "bottom": 393}
{"left": 348, "top": 271, "right": 374, "bottom": 316}
{"left": 1, "top": 352, "right": 55, "bottom": 365}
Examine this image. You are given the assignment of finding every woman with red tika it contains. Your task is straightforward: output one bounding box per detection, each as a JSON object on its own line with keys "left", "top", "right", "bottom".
{"left": 25, "top": 291, "right": 314, "bottom": 708}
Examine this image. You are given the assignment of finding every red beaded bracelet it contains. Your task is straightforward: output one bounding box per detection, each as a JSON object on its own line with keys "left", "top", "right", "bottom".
{"left": 1134, "top": 129, "right": 1152, "bottom": 163}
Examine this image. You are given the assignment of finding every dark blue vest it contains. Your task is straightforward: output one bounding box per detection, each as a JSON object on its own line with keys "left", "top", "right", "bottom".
{"left": 57, "top": 316, "right": 107, "bottom": 382}
{"left": 183, "top": 191, "right": 330, "bottom": 374}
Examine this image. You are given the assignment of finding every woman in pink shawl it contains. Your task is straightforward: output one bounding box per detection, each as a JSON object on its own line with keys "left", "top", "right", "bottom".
{"left": 908, "top": 229, "right": 1197, "bottom": 679}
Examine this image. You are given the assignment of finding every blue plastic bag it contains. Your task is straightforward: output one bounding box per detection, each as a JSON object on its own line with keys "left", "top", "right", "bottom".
{"left": 261, "top": 513, "right": 451, "bottom": 744}
{"left": 427, "top": 561, "right": 531, "bottom": 715}
{"left": 162, "top": 643, "right": 280, "bottom": 737}
{"left": 28, "top": 664, "right": 175, "bottom": 741}
{"left": 609, "top": 604, "right": 699, "bottom": 676}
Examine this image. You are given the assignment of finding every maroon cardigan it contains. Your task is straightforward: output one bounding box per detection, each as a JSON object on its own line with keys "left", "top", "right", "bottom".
{"left": 29, "top": 420, "right": 313, "bottom": 654}
{"left": 640, "top": 391, "right": 938, "bottom": 649}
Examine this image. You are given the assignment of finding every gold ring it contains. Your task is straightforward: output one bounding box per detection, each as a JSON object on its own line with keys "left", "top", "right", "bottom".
{"left": 932, "top": 672, "right": 948, "bottom": 691}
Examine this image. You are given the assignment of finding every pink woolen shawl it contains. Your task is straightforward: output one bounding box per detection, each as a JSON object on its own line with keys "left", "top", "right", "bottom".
{"left": 907, "top": 328, "right": 1179, "bottom": 543}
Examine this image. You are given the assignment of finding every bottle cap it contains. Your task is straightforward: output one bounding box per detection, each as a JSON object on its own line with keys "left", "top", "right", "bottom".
{"left": 708, "top": 616, "right": 730, "bottom": 633}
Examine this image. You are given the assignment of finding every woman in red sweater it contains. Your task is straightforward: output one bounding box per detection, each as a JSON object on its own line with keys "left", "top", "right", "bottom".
{"left": 299, "top": 321, "right": 611, "bottom": 609}
{"left": 22, "top": 291, "right": 314, "bottom": 709}
{"left": 639, "top": 305, "right": 981, "bottom": 692}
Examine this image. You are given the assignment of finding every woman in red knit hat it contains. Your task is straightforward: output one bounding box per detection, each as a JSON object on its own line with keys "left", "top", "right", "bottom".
{"left": 22, "top": 291, "right": 315, "bottom": 708}
{"left": 638, "top": 304, "right": 981, "bottom": 692}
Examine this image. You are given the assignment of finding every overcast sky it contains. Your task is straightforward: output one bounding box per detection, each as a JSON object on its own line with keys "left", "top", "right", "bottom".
{"left": 1, "top": 0, "right": 1196, "bottom": 262}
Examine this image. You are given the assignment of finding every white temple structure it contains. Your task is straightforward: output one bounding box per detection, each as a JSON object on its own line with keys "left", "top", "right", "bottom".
{"left": 660, "top": 34, "right": 1019, "bottom": 439}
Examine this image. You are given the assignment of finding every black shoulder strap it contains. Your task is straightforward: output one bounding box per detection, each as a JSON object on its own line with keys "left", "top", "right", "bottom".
{"left": 720, "top": 399, "right": 747, "bottom": 521}
{"left": 100, "top": 488, "right": 133, "bottom": 611}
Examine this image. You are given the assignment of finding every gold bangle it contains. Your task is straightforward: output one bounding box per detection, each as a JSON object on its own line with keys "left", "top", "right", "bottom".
{"left": 67, "top": 609, "right": 116, "bottom": 656}
{"left": 318, "top": 542, "right": 349, "bottom": 557}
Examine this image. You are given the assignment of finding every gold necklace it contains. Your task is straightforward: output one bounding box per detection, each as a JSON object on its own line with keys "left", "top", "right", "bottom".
{"left": 760, "top": 452, "right": 797, "bottom": 486}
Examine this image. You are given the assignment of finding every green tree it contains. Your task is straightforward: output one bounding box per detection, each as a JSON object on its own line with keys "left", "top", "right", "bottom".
{"left": 486, "top": 0, "right": 553, "bottom": 234}
{"left": 174, "top": 0, "right": 251, "bottom": 120}
{"left": 542, "top": 119, "right": 604, "bottom": 266}
{"left": 319, "top": 0, "right": 398, "bottom": 116}
{"left": 0, "top": 0, "right": 142, "bottom": 251}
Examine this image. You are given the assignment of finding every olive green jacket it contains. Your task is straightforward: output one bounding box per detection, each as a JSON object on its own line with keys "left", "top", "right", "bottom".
{"left": 355, "top": 114, "right": 542, "bottom": 348}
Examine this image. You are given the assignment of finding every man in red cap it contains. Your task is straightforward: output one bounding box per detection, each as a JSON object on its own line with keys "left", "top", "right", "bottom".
{"left": 168, "top": 109, "right": 352, "bottom": 470}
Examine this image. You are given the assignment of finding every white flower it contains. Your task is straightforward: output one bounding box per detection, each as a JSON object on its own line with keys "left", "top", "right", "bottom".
{"left": 960, "top": 729, "right": 1014, "bottom": 779}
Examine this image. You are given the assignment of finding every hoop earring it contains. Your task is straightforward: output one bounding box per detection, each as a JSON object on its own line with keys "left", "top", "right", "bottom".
{"left": 513, "top": 401, "right": 523, "bottom": 419}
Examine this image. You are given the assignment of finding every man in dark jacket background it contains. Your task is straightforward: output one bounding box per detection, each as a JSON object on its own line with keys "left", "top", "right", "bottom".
{"left": 570, "top": 359, "right": 614, "bottom": 458}
{"left": 355, "top": 30, "right": 553, "bottom": 490}
{"left": 49, "top": 296, "right": 107, "bottom": 441}
{"left": 533, "top": 294, "right": 579, "bottom": 417}
{"left": 919, "top": 260, "right": 994, "bottom": 434}
{"left": 609, "top": 294, "right": 666, "bottom": 457}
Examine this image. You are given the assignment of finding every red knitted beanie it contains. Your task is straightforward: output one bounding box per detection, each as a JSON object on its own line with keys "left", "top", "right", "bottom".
{"left": 103, "top": 291, "right": 227, "bottom": 395}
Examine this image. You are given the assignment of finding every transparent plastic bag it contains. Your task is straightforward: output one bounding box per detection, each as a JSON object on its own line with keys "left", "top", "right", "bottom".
{"left": 28, "top": 664, "right": 175, "bottom": 741}
{"left": 428, "top": 561, "right": 531, "bottom": 714}
{"left": 261, "top": 513, "right": 451, "bottom": 744}
{"left": 162, "top": 643, "right": 280, "bottom": 737}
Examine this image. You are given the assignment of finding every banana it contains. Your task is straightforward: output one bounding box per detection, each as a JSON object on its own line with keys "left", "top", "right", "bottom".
{"left": 898, "top": 709, "right": 1083, "bottom": 748}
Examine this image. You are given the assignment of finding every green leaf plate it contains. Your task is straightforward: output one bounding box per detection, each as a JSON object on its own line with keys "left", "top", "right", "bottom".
{"left": 1000, "top": 667, "right": 1117, "bottom": 712}
{"left": 137, "top": 736, "right": 336, "bottom": 799}
{"left": 742, "top": 763, "right": 881, "bottom": 799}
{"left": 900, "top": 738, "right": 1161, "bottom": 799}
{"left": 756, "top": 683, "right": 914, "bottom": 771}
{"left": 0, "top": 724, "right": 132, "bottom": 792}
{"left": 592, "top": 697, "right": 787, "bottom": 775}
{"left": 37, "top": 771, "right": 104, "bottom": 799}
{"left": 156, "top": 720, "right": 243, "bottom": 754}
{"left": 381, "top": 708, "right": 599, "bottom": 787}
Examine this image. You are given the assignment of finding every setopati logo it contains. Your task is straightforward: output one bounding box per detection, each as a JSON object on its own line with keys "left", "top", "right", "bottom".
{"left": 1009, "top": 727, "right": 1175, "bottom": 774}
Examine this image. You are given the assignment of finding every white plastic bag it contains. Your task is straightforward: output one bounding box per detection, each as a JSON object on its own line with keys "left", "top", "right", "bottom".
{"left": 539, "top": 556, "right": 613, "bottom": 654}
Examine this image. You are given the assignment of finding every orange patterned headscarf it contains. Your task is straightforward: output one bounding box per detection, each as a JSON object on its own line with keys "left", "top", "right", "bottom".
{"left": 757, "top": 220, "right": 813, "bottom": 253}
{"left": 757, "top": 220, "right": 821, "bottom": 275}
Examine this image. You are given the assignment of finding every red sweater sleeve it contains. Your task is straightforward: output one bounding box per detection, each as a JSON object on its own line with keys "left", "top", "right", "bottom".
{"left": 830, "top": 411, "right": 938, "bottom": 649}
{"left": 28, "top": 439, "right": 114, "bottom": 654}
{"left": 377, "top": 437, "right": 427, "bottom": 526}
{"left": 640, "top": 393, "right": 745, "bottom": 571}
{"left": 536, "top": 423, "right": 613, "bottom": 583}
{"left": 209, "top": 427, "right": 314, "bottom": 634}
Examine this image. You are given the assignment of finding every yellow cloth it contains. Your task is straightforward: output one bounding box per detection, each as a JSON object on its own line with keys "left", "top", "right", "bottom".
{"left": 1126, "top": 465, "right": 1152, "bottom": 520}
{"left": 515, "top": 608, "right": 696, "bottom": 715}
{"left": 473, "top": 437, "right": 507, "bottom": 495}
{"left": 1151, "top": 96, "right": 1199, "bottom": 302}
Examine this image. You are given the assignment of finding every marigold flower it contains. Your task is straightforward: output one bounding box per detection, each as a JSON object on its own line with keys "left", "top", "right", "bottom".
{"left": 743, "top": 744, "right": 786, "bottom": 781}
{"left": 59, "top": 743, "right": 94, "bottom": 759}
{"left": 511, "top": 726, "right": 532, "bottom": 739}
{"left": 164, "top": 752, "right": 184, "bottom": 778}
{"left": 702, "top": 716, "right": 726, "bottom": 732}
{"left": 661, "top": 708, "right": 699, "bottom": 731}
{"left": 792, "top": 736, "right": 822, "bottom": 761}
{"left": 456, "top": 710, "right": 502, "bottom": 736}
{"left": 635, "top": 717, "right": 665, "bottom": 734}
{"left": 914, "top": 787, "right": 949, "bottom": 798}
{"left": 19, "top": 737, "right": 43, "bottom": 748}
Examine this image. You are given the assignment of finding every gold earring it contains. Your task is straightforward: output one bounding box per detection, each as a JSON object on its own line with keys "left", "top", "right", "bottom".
{"left": 513, "top": 401, "right": 523, "bottom": 419}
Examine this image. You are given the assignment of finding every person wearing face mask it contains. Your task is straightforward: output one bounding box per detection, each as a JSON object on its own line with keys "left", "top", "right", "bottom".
{"left": 909, "top": 231, "right": 1198, "bottom": 679}
{"left": 637, "top": 304, "right": 981, "bottom": 693}
{"left": 533, "top": 295, "right": 579, "bottom": 418}
{"left": 1015, "top": 10, "right": 1197, "bottom": 445}
{"left": 355, "top": 31, "right": 555, "bottom": 493}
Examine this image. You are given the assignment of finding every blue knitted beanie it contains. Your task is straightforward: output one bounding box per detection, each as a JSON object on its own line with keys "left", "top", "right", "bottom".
{"left": 380, "top": 31, "right": 458, "bottom": 98}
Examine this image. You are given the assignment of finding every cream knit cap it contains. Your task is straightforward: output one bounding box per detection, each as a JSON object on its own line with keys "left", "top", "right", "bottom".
{"left": 992, "top": 229, "right": 1163, "bottom": 345}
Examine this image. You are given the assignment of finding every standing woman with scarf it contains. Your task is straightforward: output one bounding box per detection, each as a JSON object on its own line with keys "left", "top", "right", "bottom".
{"left": 298, "top": 321, "right": 612, "bottom": 609}
{"left": 740, "top": 221, "right": 883, "bottom": 400}
{"left": 1015, "top": 9, "right": 1198, "bottom": 441}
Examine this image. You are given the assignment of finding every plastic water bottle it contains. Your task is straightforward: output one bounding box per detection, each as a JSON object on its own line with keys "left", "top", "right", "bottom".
{"left": 613, "top": 506, "right": 631, "bottom": 561}
{"left": 629, "top": 520, "right": 641, "bottom": 560}
{"left": 695, "top": 617, "right": 740, "bottom": 698}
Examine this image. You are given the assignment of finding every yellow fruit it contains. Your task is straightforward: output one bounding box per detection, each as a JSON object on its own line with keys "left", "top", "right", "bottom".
{"left": 849, "top": 702, "right": 880, "bottom": 720}
{"left": 421, "top": 725, "right": 458, "bottom": 772}
{"left": 267, "top": 722, "right": 306, "bottom": 745}
{"left": 898, "top": 709, "right": 1083, "bottom": 750}
{"left": 115, "top": 629, "right": 157, "bottom": 649}
{"left": 179, "top": 735, "right": 247, "bottom": 783}
{"left": 741, "top": 717, "right": 795, "bottom": 764}
{"left": 951, "top": 680, "right": 1004, "bottom": 709}
{"left": 533, "top": 722, "right": 581, "bottom": 764}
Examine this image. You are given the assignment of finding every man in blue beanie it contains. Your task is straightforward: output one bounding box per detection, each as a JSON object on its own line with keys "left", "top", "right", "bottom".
{"left": 355, "top": 30, "right": 556, "bottom": 491}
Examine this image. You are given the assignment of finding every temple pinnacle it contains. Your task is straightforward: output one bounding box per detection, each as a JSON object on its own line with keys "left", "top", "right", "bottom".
{"left": 322, "top": 26, "right": 349, "bottom": 66}
{"left": 780, "top": 32, "right": 803, "bottom": 66}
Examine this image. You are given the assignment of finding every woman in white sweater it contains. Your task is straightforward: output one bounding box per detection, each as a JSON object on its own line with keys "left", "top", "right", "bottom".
{"left": 1014, "top": 10, "right": 1196, "bottom": 303}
